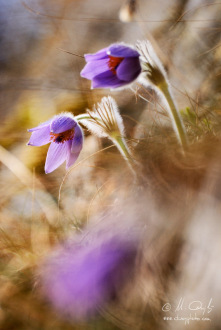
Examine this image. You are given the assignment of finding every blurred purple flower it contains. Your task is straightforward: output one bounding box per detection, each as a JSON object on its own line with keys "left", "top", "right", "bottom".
{"left": 80, "top": 43, "right": 141, "bottom": 89}
{"left": 40, "top": 236, "right": 137, "bottom": 319}
{"left": 27, "top": 113, "right": 83, "bottom": 174}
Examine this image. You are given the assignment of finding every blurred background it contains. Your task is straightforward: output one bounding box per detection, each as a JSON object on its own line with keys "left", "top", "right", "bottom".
{"left": 0, "top": 0, "right": 221, "bottom": 329}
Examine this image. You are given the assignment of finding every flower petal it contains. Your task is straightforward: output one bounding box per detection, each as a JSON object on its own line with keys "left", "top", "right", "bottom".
{"left": 45, "top": 142, "right": 68, "bottom": 174}
{"left": 28, "top": 120, "right": 52, "bottom": 132}
{"left": 27, "top": 125, "right": 51, "bottom": 146}
{"left": 71, "top": 124, "right": 84, "bottom": 153}
{"left": 81, "top": 59, "right": 109, "bottom": 80}
{"left": 92, "top": 71, "right": 125, "bottom": 89}
{"left": 108, "top": 44, "right": 140, "bottom": 58}
{"left": 84, "top": 48, "right": 108, "bottom": 62}
{"left": 50, "top": 115, "right": 76, "bottom": 134}
{"left": 116, "top": 57, "right": 141, "bottom": 82}
{"left": 66, "top": 140, "right": 81, "bottom": 169}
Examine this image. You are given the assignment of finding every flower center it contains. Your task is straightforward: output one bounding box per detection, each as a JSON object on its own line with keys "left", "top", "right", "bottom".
{"left": 108, "top": 55, "right": 123, "bottom": 74}
{"left": 50, "top": 129, "right": 75, "bottom": 144}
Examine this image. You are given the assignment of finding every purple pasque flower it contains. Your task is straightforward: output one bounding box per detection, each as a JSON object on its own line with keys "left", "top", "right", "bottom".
{"left": 80, "top": 43, "right": 141, "bottom": 89}
{"left": 40, "top": 235, "right": 137, "bottom": 319}
{"left": 27, "top": 113, "right": 83, "bottom": 174}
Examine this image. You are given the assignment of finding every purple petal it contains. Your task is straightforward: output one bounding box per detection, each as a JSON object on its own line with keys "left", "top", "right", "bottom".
{"left": 71, "top": 124, "right": 84, "bottom": 153}
{"left": 45, "top": 142, "right": 68, "bottom": 174}
{"left": 108, "top": 44, "right": 140, "bottom": 58}
{"left": 50, "top": 115, "right": 76, "bottom": 134}
{"left": 116, "top": 57, "right": 141, "bottom": 82}
{"left": 27, "top": 125, "right": 51, "bottom": 146}
{"left": 42, "top": 245, "right": 108, "bottom": 318}
{"left": 84, "top": 48, "right": 108, "bottom": 62}
{"left": 28, "top": 119, "right": 52, "bottom": 132}
{"left": 80, "top": 59, "right": 109, "bottom": 80}
{"left": 40, "top": 235, "right": 137, "bottom": 319}
{"left": 92, "top": 71, "right": 126, "bottom": 89}
{"left": 66, "top": 141, "right": 81, "bottom": 169}
{"left": 65, "top": 124, "right": 83, "bottom": 169}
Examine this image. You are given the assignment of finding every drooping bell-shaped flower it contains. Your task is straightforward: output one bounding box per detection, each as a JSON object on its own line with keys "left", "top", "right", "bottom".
{"left": 27, "top": 113, "right": 84, "bottom": 174}
{"left": 80, "top": 43, "right": 142, "bottom": 89}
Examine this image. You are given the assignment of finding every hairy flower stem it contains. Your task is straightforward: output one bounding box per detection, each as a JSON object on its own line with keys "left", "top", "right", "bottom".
{"left": 113, "top": 135, "right": 137, "bottom": 176}
{"left": 158, "top": 81, "right": 188, "bottom": 150}
{"left": 77, "top": 114, "right": 137, "bottom": 178}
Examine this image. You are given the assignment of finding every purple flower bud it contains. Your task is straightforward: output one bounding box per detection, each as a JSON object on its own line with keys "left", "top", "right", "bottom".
{"left": 81, "top": 43, "right": 142, "bottom": 89}
{"left": 27, "top": 113, "right": 83, "bottom": 174}
{"left": 39, "top": 235, "right": 137, "bottom": 320}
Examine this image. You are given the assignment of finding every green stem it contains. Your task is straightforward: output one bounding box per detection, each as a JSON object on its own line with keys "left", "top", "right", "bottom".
{"left": 113, "top": 135, "right": 137, "bottom": 176}
{"left": 75, "top": 114, "right": 92, "bottom": 121}
{"left": 158, "top": 81, "right": 188, "bottom": 149}
{"left": 114, "top": 135, "right": 131, "bottom": 160}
